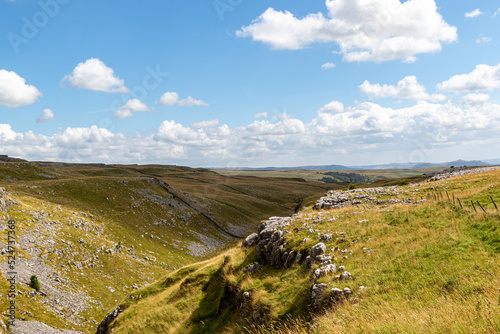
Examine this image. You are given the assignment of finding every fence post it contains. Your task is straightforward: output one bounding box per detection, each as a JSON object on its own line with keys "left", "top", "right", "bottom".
{"left": 491, "top": 196, "right": 499, "bottom": 211}
{"left": 477, "top": 201, "right": 487, "bottom": 213}
{"left": 471, "top": 201, "right": 477, "bottom": 212}
{"left": 457, "top": 198, "right": 463, "bottom": 209}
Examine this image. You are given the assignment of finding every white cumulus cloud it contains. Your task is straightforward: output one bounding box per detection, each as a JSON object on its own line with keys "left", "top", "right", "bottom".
{"left": 0, "top": 69, "right": 42, "bottom": 108}
{"left": 178, "top": 96, "right": 209, "bottom": 107}
{"left": 437, "top": 63, "right": 500, "bottom": 92}
{"left": 191, "top": 119, "right": 219, "bottom": 129}
{"left": 35, "top": 109, "right": 55, "bottom": 123}
{"left": 465, "top": 9, "right": 482, "bottom": 18}
{"left": 158, "top": 92, "right": 179, "bottom": 106}
{"left": 360, "top": 76, "right": 447, "bottom": 102}
{"left": 114, "top": 99, "right": 154, "bottom": 119}
{"left": 157, "top": 92, "right": 208, "bottom": 107}
{"left": 319, "top": 101, "right": 344, "bottom": 113}
{"left": 321, "top": 62, "right": 336, "bottom": 69}
{"left": 476, "top": 36, "right": 492, "bottom": 44}
{"left": 2, "top": 97, "right": 500, "bottom": 167}
{"left": 460, "top": 93, "right": 490, "bottom": 107}
{"left": 62, "top": 58, "right": 129, "bottom": 93}
{"left": 237, "top": 0, "right": 457, "bottom": 63}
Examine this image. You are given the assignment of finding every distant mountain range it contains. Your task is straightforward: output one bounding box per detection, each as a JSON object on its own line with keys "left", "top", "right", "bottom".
{"left": 216, "top": 159, "right": 497, "bottom": 171}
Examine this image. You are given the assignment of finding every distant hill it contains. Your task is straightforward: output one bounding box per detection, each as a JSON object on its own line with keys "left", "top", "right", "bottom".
{"left": 215, "top": 164, "right": 353, "bottom": 171}
{"left": 0, "top": 154, "right": 27, "bottom": 162}
{"left": 218, "top": 159, "right": 491, "bottom": 171}
{"left": 483, "top": 158, "right": 500, "bottom": 165}
{"left": 414, "top": 159, "right": 490, "bottom": 168}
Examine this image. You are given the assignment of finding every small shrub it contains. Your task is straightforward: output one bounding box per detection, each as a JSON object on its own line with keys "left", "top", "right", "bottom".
{"left": 349, "top": 184, "right": 357, "bottom": 190}
{"left": 30, "top": 275, "right": 41, "bottom": 291}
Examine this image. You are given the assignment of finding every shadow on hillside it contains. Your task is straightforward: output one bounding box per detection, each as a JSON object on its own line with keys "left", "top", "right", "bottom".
{"left": 183, "top": 259, "right": 238, "bottom": 334}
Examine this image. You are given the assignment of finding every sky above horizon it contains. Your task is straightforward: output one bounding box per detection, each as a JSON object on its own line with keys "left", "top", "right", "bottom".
{"left": 1, "top": 0, "right": 500, "bottom": 168}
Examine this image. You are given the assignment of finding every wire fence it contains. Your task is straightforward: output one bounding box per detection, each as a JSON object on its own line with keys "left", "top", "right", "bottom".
{"left": 427, "top": 191, "right": 499, "bottom": 213}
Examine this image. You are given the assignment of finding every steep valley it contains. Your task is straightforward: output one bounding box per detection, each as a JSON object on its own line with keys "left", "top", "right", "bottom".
{"left": 0, "top": 162, "right": 331, "bottom": 333}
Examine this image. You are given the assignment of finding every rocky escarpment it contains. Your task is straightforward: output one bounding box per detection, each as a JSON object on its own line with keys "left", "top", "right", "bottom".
{"left": 241, "top": 215, "right": 358, "bottom": 314}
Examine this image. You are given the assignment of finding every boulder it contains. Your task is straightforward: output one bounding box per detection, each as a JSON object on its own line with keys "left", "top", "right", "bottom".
{"left": 259, "top": 228, "right": 275, "bottom": 241}
{"left": 340, "top": 271, "right": 352, "bottom": 280}
{"left": 283, "top": 250, "right": 295, "bottom": 268}
{"left": 313, "top": 264, "right": 336, "bottom": 283}
{"left": 243, "top": 262, "right": 263, "bottom": 274}
{"left": 315, "top": 254, "right": 332, "bottom": 266}
{"left": 242, "top": 233, "right": 259, "bottom": 248}
{"left": 330, "top": 286, "right": 352, "bottom": 303}
{"left": 311, "top": 283, "right": 328, "bottom": 310}
{"left": 311, "top": 242, "right": 326, "bottom": 260}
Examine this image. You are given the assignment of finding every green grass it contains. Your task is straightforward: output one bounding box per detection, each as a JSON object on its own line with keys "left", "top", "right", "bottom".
{"left": 0, "top": 162, "right": 331, "bottom": 333}
{"left": 104, "top": 169, "right": 500, "bottom": 334}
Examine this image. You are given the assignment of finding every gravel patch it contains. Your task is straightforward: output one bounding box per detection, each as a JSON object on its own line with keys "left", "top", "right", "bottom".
{"left": 10, "top": 320, "right": 82, "bottom": 334}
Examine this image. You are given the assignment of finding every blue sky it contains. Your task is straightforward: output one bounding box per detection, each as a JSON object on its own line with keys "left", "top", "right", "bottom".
{"left": 1, "top": 0, "right": 500, "bottom": 167}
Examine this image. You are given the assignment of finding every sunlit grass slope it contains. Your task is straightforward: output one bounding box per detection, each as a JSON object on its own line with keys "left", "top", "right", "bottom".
{"left": 0, "top": 161, "right": 330, "bottom": 332}
{"left": 106, "top": 169, "right": 500, "bottom": 334}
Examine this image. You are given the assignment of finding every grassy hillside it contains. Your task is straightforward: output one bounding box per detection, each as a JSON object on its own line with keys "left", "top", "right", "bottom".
{"left": 0, "top": 162, "right": 331, "bottom": 332}
{"left": 103, "top": 168, "right": 500, "bottom": 333}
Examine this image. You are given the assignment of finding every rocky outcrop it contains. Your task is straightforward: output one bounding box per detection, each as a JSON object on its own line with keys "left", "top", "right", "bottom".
{"left": 96, "top": 305, "right": 126, "bottom": 334}
{"left": 0, "top": 155, "right": 26, "bottom": 162}
{"left": 430, "top": 166, "right": 500, "bottom": 181}
{"left": 0, "top": 187, "right": 18, "bottom": 212}
{"left": 313, "top": 186, "right": 430, "bottom": 210}
{"left": 251, "top": 217, "right": 296, "bottom": 268}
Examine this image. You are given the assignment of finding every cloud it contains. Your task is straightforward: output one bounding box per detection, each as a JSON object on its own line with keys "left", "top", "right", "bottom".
{"left": 321, "top": 62, "right": 336, "bottom": 69}
{"left": 255, "top": 112, "right": 268, "bottom": 119}
{"left": 157, "top": 92, "right": 208, "bottom": 107}
{"left": 465, "top": 8, "right": 482, "bottom": 18}
{"left": 62, "top": 58, "right": 129, "bottom": 93}
{"left": 495, "top": 9, "right": 500, "bottom": 17}
{"left": 177, "top": 96, "right": 209, "bottom": 107}
{"left": 360, "top": 76, "right": 447, "bottom": 101}
{"left": 35, "top": 109, "right": 55, "bottom": 123}
{"left": 158, "top": 92, "right": 179, "bottom": 106}
{"left": 114, "top": 99, "right": 153, "bottom": 119}
{"left": 2, "top": 98, "right": 500, "bottom": 167}
{"left": 437, "top": 63, "right": 500, "bottom": 92}
{"left": 0, "top": 69, "right": 42, "bottom": 108}
{"left": 237, "top": 0, "right": 457, "bottom": 63}
{"left": 476, "top": 36, "right": 492, "bottom": 44}
{"left": 459, "top": 93, "right": 490, "bottom": 107}
{"left": 191, "top": 119, "right": 219, "bottom": 129}
{"left": 319, "top": 100, "right": 344, "bottom": 113}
